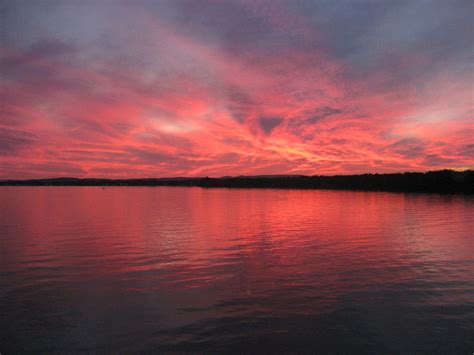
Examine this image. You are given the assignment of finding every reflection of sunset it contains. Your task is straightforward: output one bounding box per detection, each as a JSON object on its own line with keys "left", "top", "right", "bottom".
{"left": 1, "top": 1, "right": 473, "bottom": 178}
{"left": 3, "top": 187, "right": 472, "bottom": 292}
{"left": 1, "top": 186, "right": 473, "bottom": 351}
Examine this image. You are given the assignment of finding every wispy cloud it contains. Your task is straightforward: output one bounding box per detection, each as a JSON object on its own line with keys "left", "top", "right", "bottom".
{"left": 1, "top": 0, "right": 472, "bottom": 178}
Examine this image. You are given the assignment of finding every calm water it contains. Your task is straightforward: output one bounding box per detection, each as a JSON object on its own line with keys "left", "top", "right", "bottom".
{"left": 1, "top": 187, "right": 473, "bottom": 353}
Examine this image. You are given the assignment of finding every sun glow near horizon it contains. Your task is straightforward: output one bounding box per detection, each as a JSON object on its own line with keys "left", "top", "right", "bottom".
{"left": 1, "top": 0, "right": 473, "bottom": 179}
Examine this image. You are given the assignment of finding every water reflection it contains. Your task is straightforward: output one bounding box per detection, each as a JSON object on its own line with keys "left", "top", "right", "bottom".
{"left": 1, "top": 187, "right": 473, "bottom": 352}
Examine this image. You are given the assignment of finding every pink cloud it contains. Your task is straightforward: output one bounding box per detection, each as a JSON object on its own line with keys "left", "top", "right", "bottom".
{"left": 1, "top": 1, "right": 472, "bottom": 178}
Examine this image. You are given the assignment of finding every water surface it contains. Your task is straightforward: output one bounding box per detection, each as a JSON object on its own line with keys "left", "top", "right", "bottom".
{"left": 1, "top": 187, "right": 473, "bottom": 353}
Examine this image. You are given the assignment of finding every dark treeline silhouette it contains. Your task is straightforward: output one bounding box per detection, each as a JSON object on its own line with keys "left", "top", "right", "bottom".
{"left": 1, "top": 170, "right": 473, "bottom": 194}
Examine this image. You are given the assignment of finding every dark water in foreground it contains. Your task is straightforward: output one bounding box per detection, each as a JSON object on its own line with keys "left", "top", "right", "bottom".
{"left": 1, "top": 187, "right": 473, "bottom": 353}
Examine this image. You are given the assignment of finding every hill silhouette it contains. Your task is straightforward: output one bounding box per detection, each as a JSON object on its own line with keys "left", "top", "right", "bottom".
{"left": 1, "top": 170, "right": 472, "bottom": 194}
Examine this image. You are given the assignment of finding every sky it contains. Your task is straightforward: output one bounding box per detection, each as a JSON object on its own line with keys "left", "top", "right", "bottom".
{"left": 1, "top": 0, "right": 473, "bottom": 178}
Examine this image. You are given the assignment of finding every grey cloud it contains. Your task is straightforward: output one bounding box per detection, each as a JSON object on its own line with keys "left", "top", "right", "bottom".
{"left": 28, "top": 39, "right": 77, "bottom": 58}
{"left": 259, "top": 116, "right": 283, "bottom": 134}
{"left": 388, "top": 137, "right": 425, "bottom": 158}
{"left": 423, "top": 154, "right": 456, "bottom": 166}
{"left": 457, "top": 144, "right": 474, "bottom": 158}
{"left": 226, "top": 86, "right": 257, "bottom": 123}
{"left": 0, "top": 127, "right": 36, "bottom": 155}
{"left": 297, "top": 106, "right": 343, "bottom": 126}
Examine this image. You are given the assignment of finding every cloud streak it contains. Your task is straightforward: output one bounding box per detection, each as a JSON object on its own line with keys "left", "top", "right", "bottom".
{"left": 1, "top": 0, "right": 473, "bottom": 178}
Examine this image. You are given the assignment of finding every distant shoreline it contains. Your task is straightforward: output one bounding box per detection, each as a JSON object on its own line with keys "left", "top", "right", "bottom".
{"left": 1, "top": 170, "right": 472, "bottom": 194}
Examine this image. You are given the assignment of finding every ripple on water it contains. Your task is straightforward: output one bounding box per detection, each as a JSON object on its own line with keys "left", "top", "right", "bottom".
{"left": 0, "top": 187, "right": 473, "bottom": 353}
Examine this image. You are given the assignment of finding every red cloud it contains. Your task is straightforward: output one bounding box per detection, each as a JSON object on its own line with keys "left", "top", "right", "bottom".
{"left": 1, "top": 1, "right": 472, "bottom": 178}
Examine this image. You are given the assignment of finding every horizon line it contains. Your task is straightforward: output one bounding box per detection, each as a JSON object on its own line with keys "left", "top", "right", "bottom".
{"left": 2, "top": 169, "right": 473, "bottom": 182}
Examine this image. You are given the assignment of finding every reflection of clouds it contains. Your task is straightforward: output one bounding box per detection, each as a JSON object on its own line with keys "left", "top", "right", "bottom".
{"left": 2, "top": 187, "right": 473, "bottom": 351}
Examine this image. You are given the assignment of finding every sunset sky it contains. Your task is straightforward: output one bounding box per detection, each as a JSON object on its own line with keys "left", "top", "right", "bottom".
{"left": 1, "top": 0, "right": 473, "bottom": 178}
